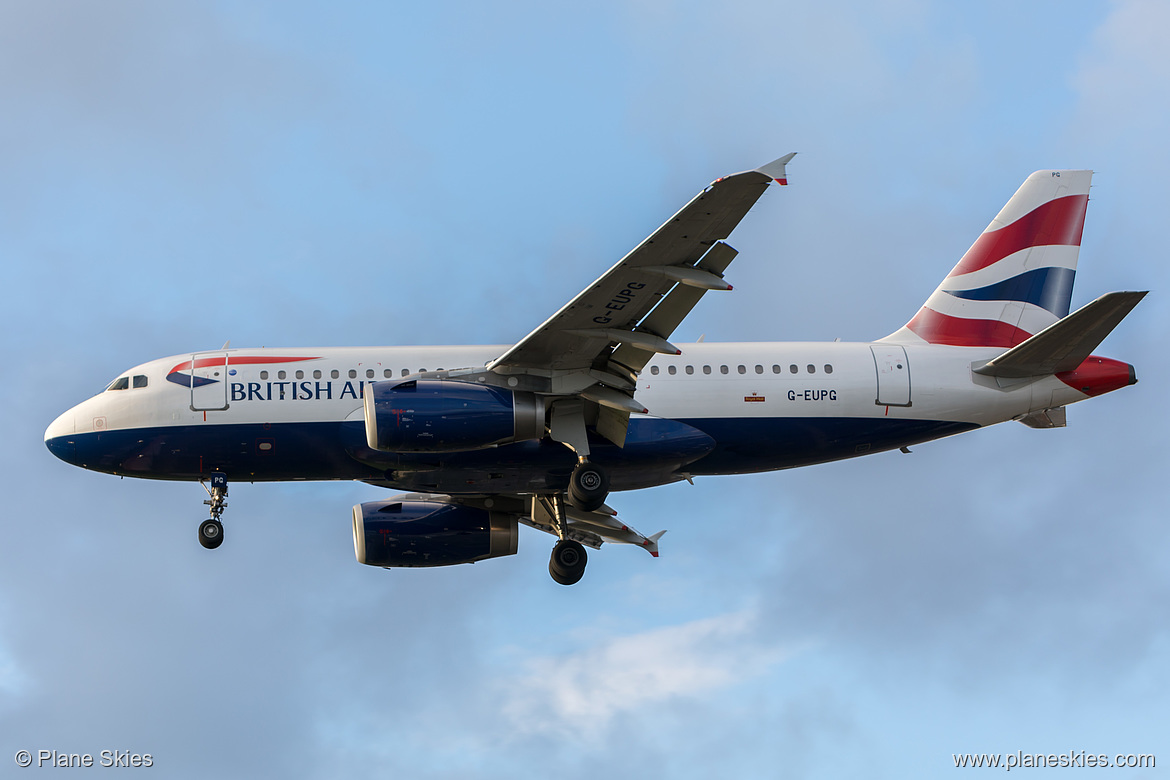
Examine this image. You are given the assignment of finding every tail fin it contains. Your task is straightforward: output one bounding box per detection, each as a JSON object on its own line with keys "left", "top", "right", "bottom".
{"left": 884, "top": 170, "right": 1092, "bottom": 347}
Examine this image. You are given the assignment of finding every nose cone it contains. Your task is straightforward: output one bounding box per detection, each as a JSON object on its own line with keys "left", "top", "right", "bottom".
{"left": 44, "top": 409, "right": 78, "bottom": 463}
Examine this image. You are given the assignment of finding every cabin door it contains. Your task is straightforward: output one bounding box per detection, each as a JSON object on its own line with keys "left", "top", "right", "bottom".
{"left": 189, "top": 351, "right": 231, "bottom": 411}
{"left": 871, "top": 345, "right": 911, "bottom": 407}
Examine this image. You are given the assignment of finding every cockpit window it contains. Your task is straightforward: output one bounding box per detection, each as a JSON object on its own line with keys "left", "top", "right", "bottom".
{"left": 107, "top": 377, "right": 130, "bottom": 391}
{"left": 133, "top": 375, "right": 148, "bottom": 389}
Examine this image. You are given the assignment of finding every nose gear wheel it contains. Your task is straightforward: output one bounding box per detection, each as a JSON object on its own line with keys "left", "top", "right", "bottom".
{"left": 198, "top": 472, "right": 228, "bottom": 550}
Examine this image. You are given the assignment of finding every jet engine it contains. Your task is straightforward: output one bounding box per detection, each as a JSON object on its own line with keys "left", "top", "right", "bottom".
{"left": 352, "top": 499, "right": 518, "bottom": 567}
{"left": 364, "top": 379, "right": 544, "bottom": 453}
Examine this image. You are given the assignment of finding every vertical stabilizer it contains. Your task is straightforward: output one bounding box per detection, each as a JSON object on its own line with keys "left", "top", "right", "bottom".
{"left": 883, "top": 170, "right": 1092, "bottom": 347}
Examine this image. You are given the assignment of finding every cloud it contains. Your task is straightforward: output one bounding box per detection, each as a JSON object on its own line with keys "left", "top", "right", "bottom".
{"left": 497, "top": 609, "right": 795, "bottom": 742}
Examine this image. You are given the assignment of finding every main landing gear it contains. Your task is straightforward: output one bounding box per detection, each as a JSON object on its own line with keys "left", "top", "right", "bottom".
{"left": 538, "top": 493, "right": 589, "bottom": 586}
{"left": 541, "top": 459, "right": 610, "bottom": 585}
{"left": 567, "top": 459, "right": 609, "bottom": 512}
{"left": 549, "top": 539, "right": 587, "bottom": 586}
{"left": 198, "top": 472, "right": 228, "bottom": 550}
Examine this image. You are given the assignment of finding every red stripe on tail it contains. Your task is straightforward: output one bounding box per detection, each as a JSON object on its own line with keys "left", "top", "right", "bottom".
{"left": 906, "top": 307, "right": 1034, "bottom": 347}
{"left": 948, "top": 194, "right": 1089, "bottom": 278}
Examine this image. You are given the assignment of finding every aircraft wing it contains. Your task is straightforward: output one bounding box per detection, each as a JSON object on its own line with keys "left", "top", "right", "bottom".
{"left": 488, "top": 154, "right": 796, "bottom": 375}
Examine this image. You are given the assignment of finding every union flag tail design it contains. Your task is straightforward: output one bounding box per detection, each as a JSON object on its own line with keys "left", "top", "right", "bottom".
{"left": 884, "top": 170, "right": 1092, "bottom": 348}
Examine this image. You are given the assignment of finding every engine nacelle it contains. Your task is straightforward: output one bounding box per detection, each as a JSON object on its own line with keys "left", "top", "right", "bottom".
{"left": 352, "top": 499, "right": 518, "bottom": 568}
{"left": 364, "top": 379, "right": 544, "bottom": 453}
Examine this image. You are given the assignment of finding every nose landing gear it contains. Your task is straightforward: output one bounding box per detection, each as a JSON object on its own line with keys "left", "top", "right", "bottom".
{"left": 198, "top": 472, "right": 227, "bottom": 550}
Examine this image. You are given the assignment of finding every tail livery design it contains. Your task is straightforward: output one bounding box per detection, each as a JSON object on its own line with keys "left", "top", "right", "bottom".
{"left": 887, "top": 170, "right": 1091, "bottom": 347}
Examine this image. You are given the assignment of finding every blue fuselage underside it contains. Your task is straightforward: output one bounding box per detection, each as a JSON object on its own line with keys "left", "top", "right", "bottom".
{"left": 46, "top": 416, "right": 977, "bottom": 494}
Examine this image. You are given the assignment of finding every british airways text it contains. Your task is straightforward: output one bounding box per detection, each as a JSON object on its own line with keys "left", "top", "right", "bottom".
{"left": 230, "top": 381, "right": 369, "bottom": 401}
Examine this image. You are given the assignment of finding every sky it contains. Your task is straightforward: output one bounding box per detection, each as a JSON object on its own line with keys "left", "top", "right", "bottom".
{"left": 2, "top": 1, "right": 1168, "bottom": 777}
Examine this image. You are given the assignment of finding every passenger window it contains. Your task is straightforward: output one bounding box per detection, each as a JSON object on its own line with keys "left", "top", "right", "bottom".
{"left": 278, "top": 370, "right": 287, "bottom": 380}
{"left": 348, "top": 370, "right": 357, "bottom": 379}
{"left": 737, "top": 365, "right": 746, "bottom": 374}
{"left": 789, "top": 364, "right": 798, "bottom": 374}
{"left": 772, "top": 365, "right": 781, "bottom": 374}
{"left": 703, "top": 365, "right": 712, "bottom": 375}
{"left": 331, "top": 369, "right": 339, "bottom": 379}
{"left": 384, "top": 369, "right": 392, "bottom": 378}
{"left": 401, "top": 369, "right": 410, "bottom": 377}
{"left": 260, "top": 371, "right": 269, "bottom": 380}
{"left": 295, "top": 370, "right": 304, "bottom": 380}
{"left": 807, "top": 364, "right": 816, "bottom": 374}
{"left": 668, "top": 365, "right": 677, "bottom": 376}
{"left": 132, "top": 375, "right": 148, "bottom": 389}
{"left": 755, "top": 365, "right": 763, "bottom": 374}
{"left": 107, "top": 377, "right": 129, "bottom": 391}
{"left": 685, "top": 365, "right": 694, "bottom": 375}
{"left": 366, "top": 369, "right": 375, "bottom": 379}
{"left": 313, "top": 370, "right": 322, "bottom": 380}
{"left": 719, "top": 365, "right": 727, "bottom": 374}
{"left": 650, "top": 366, "right": 660, "bottom": 375}
{"left": 824, "top": 364, "right": 833, "bottom": 374}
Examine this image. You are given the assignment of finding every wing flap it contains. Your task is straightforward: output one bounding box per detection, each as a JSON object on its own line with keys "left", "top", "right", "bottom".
{"left": 609, "top": 241, "right": 739, "bottom": 374}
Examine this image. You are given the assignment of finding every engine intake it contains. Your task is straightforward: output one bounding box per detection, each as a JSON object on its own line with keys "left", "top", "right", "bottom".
{"left": 352, "top": 499, "right": 518, "bottom": 567}
{"left": 364, "top": 379, "right": 544, "bottom": 453}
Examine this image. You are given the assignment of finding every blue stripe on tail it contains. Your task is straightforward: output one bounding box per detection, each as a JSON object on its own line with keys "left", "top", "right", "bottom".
{"left": 945, "top": 267, "right": 1075, "bottom": 317}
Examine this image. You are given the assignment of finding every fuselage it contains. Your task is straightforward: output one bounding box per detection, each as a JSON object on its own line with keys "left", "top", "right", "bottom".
{"left": 43, "top": 342, "right": 1131, "bottom": 496}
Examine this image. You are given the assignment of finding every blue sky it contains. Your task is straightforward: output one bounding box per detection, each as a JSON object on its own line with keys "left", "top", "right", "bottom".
{"left": 2, "top": 1, "right": 1167, "bottom": 777}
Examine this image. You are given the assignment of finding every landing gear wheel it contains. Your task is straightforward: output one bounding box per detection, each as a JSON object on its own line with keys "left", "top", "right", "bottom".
{"left": 198, "top": 519, "right": 224, "bottom": 550}
{"left": 549, "top": 539, "right": 587, "bottom": 586}
{"left": 567, "top": 461, "right": 609, "bottom": 512}
{"left": 198, "top": 472, "right": 228, "bottom": 550}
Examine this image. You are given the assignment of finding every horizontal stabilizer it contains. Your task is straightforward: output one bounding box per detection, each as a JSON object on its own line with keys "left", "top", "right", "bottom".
{"left": 973, "top": 291, "right": 1147, "bottom": 378}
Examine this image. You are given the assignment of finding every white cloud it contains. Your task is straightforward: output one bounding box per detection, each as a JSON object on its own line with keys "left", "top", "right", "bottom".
{"left": 498, "top": 610, "right": 797, "bottom": 742}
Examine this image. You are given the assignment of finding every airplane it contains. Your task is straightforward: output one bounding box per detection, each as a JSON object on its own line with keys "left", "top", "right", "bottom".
{"left": 44, "top": 155, "right": 1145, "bottom": 585}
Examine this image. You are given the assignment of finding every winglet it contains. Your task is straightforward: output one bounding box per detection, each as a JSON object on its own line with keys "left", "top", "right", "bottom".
{"left": 643, "top": 530, "right": 667, "bottom": 558}
{"left": 756, "top": 152, "right": 797, "bottom": 185}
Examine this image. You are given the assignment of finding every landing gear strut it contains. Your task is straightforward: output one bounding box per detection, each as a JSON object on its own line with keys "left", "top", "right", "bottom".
{"left": 536, "top": 493, "right": 590, "bottom": 586}
{"left": 198, "top": 472, "right": 227, "bottom": 550}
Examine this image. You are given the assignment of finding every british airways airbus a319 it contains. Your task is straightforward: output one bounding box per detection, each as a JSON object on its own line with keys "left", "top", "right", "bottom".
{"left": 44, "top": 156, "right": 1144, "bottom": 584}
